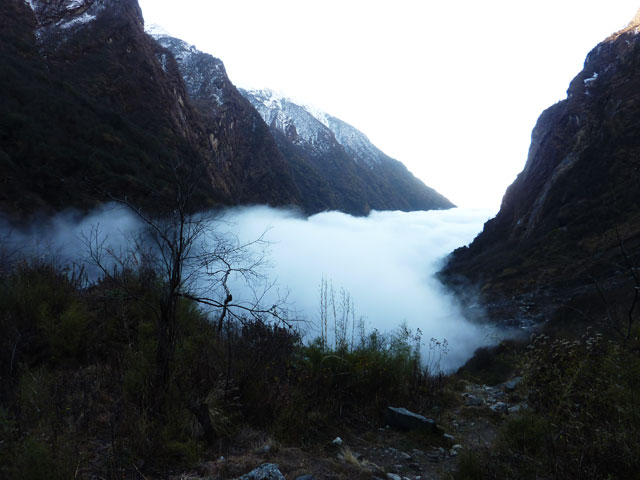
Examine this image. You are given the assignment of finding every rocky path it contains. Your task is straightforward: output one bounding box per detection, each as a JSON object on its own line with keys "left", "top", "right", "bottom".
{"left": 172, "top": 377, "right": 526, "bottom": 480}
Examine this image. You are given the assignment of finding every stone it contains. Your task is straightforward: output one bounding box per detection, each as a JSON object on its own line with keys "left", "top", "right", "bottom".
{"left": 504, "top": 377, "right": 523, "bottom": 391}
{"left": 384, "top": 407, "right": 442, "bottom": 434}
{"left": 463, "top": 394, "right": 485, "bottom": 406}
{"left": 386, "top": 474, "right": 402, "bottom": 480}
{"left": 398, "top": 451, "right": 412, "bottom": 461}
{"left": 508, "top": 404, "right": 522, "bottom": 414}
{"left": 331, "top": 436, "right": 343, "bottom": 446}
{"left": 238, "top": 463, "right": 285, "bottom": 480}
{"left": 443, "top": 433, "right": 455, "bottom": 442}
{"left": 490, "top": 402, "right": 508, "bottom": 413}
{"left": 295, "top": 476, "right": 315, "bottom": 480}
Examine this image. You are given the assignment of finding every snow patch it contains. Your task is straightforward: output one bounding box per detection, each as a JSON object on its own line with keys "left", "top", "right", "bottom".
{"left": 58, "top": 12, "right": 96, "bottom": 30}
{"left": 583, "top": 71, "right": 598, "bottom": 86}
{"left": 156, "top": 52, "right": 169, "bottom": 73}
{"left": 23, "top": 0, "right": 37, "bottom": 12}
{"left": 145, "top": 23, "right": 171, "bottom": 38}
{"left": 303, "top": 103, "right": 330, "bottom": 128}
{"left": 64, "top": 0, "right": 86, "bottom": 11}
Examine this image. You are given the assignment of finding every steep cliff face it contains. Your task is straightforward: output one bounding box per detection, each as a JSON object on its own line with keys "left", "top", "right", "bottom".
{"left": 0, "top": 0, "right": 301, "bottom": 215}
{"left": 1, "top": 0, "right": 450, "bottom": 217}
{"left": 0, "top": 0, "right": 228, "bottom": 213}
{"left": 149, "top": 34, "right": 301, "bottom": 209}
{"left": 441, "top": 14, "right": 640, "bottom": 322}
{"left": 151, "top": 31, "right": 453, "bottom": 215}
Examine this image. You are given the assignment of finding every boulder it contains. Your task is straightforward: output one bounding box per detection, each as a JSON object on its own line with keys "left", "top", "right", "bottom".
{"left": 490, "top": 402, "right": 508, "bottom": 413}
{"left": 237, "top": 463, "right": 285, "bottom": 480}
{"left": 463, "top": 394, "right": 485, "bottom": 406}
{"left": 384, "top": 407, "right": 442, "bottom": 434}
{"left": 503, "top": 377, "right": 523, "bottom": 391}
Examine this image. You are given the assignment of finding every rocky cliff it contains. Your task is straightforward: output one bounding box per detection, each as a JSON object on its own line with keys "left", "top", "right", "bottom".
{"left": 1, "top": 0, "right": 236, "bottom": 213}
{"left": 151, "top": 29, "right": 453, "bottom": 215}
{"left": 441, "top": 13, "right": 640, "bottom": 325}
{"left": 0, "top": 0, "right": 451, "bottom": 217}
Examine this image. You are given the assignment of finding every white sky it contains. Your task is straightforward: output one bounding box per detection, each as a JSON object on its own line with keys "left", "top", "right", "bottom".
{"left": 138, "top": 0, "right": 640, "bottom": 208}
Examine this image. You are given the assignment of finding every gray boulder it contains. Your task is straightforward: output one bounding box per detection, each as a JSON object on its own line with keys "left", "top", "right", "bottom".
{"left": 384, "top": 407, "right": 442, "bottom": 434}
{"left": 238, "top": 463, "right": 285, "bottom": 480}
{"left": 490, "top": 402, "right": 508, "bottom": 413}
{"left": 503, "top": 377, "right": 523, "bottom": 391}
{"left": 463, "top": 394, "right": 485, "bottom": 406}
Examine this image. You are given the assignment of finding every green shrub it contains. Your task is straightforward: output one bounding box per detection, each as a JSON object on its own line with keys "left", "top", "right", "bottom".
{"left": 8, "top": 437, "right": 76, "bottom": 480}
{"left": 461, "top": 330, "right": 640, "bottom": 479}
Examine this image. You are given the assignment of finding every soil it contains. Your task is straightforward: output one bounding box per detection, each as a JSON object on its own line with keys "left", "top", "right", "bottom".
{"left": 170, "top": 379, "right": 525, "bottom": 480}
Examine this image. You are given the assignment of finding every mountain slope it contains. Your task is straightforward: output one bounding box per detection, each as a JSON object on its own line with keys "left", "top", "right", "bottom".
{"left": 148, "top": 33, "right": 302, "bottom": 209}
{"left": 1, "top": 0, "right": 451, "bottom": 218}
{"left": 149, "top": 27, "right": 453, "bottom": 215}
{"left": 440, "top": 13, "right": 640, "bottom": 324}
{"left": 0, "top": 0, "right": 232, "bottom": 214}
{"left": 241, "top": 89, "right": 455, "bottom": 214}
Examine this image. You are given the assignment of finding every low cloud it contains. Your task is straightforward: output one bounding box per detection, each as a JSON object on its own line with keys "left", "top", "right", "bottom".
{"left": 0, "top": 205, "right": 501, "bottom": 371}
{"left": 224, "top": 206, "right": 498, "bottom": 370}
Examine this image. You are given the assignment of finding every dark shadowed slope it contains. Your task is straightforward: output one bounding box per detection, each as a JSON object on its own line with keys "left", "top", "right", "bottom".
{"left": 440, "top": 12, "right": 640, "bottom": 324}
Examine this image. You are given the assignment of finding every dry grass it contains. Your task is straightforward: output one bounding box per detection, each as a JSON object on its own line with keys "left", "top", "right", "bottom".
{"left": 338, "top": 447, "right": 381, "bottom": 473}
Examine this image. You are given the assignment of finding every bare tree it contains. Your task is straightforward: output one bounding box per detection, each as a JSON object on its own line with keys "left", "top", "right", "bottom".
{"left": 84, "top": 155, "right": 292, "bottom": 441}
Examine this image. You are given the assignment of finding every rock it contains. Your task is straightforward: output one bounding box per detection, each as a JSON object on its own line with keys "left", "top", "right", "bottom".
{"left": 443, "top": 433, "right": 455, "bottom": 442}
{"left": 384, "top": 407, "right": 442, "bottom": 434}
{"left": 452, "top": 444, "right": 463, "bottom": 451}
{"left": 237, "top": 463, "right": 285, "bottom": 480}
{"left": 398, "top": 451, "right": 412, "bottom": 461}
{"left": 490, "top": 402, "right": 508, "bottom": 413}
{"left": 504, "top": 377, "right": 523, "bottom": 391}
{"left": 331, "top": 436, "right": 343, "bottom": 446}
{"left": 295, "top": 476, "right": 315, "bottom": 480}
{"left": 386, "top": 474, "right": 402, "bottom": 480}
{"left": 463, "top": 394, "right": 485, "bottom": 406}
{"left": 255, "top": 444, "right": 271, "bottom": 454}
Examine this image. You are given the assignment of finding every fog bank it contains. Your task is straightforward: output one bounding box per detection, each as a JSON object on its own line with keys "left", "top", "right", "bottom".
{"left": 223, "top": 207, "right": 497, "bottom": 370}
{"left": 0, "top": 205, "right": 499, "bottom": 371}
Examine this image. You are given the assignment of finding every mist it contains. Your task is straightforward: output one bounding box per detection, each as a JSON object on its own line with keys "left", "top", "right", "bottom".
{"left": 0, "top": 205, "right": 499, "bottom": 371}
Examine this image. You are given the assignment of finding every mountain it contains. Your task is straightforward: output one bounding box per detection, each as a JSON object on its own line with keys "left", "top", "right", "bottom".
{"left": 0, "top": 0, "right": 452, "bottom": 218}
{"left": 440, "top": 12, "right": 640, "bottom": 326}
{"left": 240, "top": 88, "right": 455, "bottom": 214}
{"left": 0, "top": 0, "right": 301, "bottom": 216}
{"left": 149, "top": 29, "right": 454, "bottom": 215}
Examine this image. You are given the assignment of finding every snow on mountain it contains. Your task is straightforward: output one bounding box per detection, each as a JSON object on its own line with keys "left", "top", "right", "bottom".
{"left": 323, "top": 115, "right": 388, "bottom": 168}
{"left": 25, "top": 0, "right": 107, "bottom": 44}
{"left": 241, "top": 88, "right": 386, "bottom": 167}
{"left": 149, "top": 33, "right": 227, "bottom": 106}
{"left": 240, "top": 88, "right": 338, "bottom": 154}
{"left": 144, "top": 22, "right": 171, "bottom": 38}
